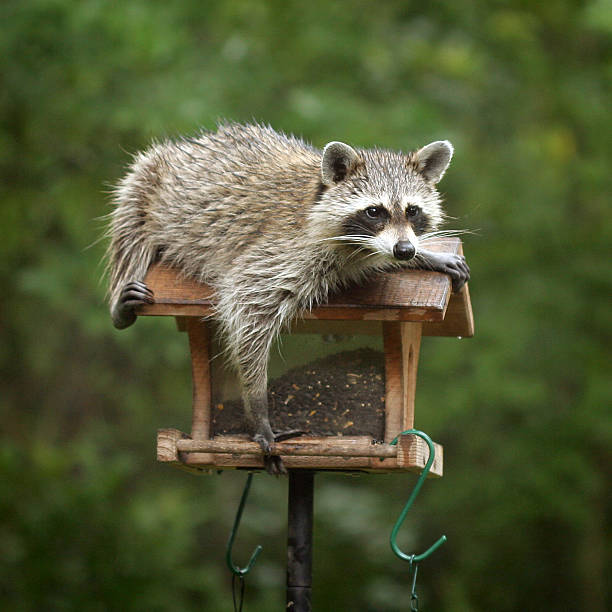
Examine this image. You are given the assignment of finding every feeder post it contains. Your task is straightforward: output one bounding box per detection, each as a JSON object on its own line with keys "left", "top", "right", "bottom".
{"left": 287, "top": 470, "right": 315, "bottom": 611}
{"left": 185, "top": 318, "right": 211, "bottom": 440}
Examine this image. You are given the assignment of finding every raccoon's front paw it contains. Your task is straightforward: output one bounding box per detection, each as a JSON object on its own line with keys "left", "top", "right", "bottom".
{"left": 438, "top": 253, "right": 470, "bottom": 293}
{"left": 112, "top": 280, "right": 154, "bottom": 329}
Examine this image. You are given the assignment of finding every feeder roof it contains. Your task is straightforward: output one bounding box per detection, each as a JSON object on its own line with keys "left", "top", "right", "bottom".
{"left": 137, "top": 237, "right": 473, "bottom": 338}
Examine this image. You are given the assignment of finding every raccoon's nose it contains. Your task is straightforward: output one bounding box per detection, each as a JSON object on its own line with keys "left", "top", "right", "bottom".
{"left": 393, "top": 240, "right": 416, "bottom": 261}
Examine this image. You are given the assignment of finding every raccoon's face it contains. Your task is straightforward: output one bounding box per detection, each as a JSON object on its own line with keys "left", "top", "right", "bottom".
{"left": 314, "top": 139, "right": 453, "bottom": 263}
{"left": 340, "top": 197, "right": 430, "bottom": 262}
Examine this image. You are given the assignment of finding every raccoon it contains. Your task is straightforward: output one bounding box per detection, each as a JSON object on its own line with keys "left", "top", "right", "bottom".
{"left": 106, "top": 122, "right": 469, "bottom": 474}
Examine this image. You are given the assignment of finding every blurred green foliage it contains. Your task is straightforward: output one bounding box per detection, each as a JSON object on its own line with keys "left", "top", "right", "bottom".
{"left": 1, "top": 1, "right": 611, "bottom": 610}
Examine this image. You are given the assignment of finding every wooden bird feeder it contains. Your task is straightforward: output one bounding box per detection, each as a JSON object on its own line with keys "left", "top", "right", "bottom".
{"left": 139, "top": 237, "right": 473, "bottom": 477}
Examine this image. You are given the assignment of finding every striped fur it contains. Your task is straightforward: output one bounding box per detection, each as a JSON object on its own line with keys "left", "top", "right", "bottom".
{"left": 105, "top": 122, "right": 458, "bottom": 466}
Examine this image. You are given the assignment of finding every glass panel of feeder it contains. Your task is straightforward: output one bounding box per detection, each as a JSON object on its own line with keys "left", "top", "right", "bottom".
{"left": 209, "top": 325, "right": 246, "bottom": 437}
{"left": 210, "top": 321, "right": 385, "bottom": 440}
{"left": 269, "top": 321, "right": 385, "bottom": 440}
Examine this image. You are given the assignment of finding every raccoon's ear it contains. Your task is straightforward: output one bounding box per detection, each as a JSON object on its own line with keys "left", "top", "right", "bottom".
{"left": 414, "top": 140, "right": 454, "bottom": 183}
{"left": 321, "top": 141, "right": 361, "bottom": 185}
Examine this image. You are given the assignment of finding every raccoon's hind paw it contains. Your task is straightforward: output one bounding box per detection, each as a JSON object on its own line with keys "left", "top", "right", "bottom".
{"left": 253, "top": 430, "right": 273, "bottom": 454}
{"left": 264, "top": 455, "right": 287, "bottom": 476}
{"left": 254, "top": 430, "right": 304, "bottom": 476}
{"left": 253, "top": 432, "right": 286, "bottom": 476}
{"left": 119, "top": 280, "right": 155, "bottom": 308}
{"left": 112, "top": 280, "right": 154, "bottom": 329}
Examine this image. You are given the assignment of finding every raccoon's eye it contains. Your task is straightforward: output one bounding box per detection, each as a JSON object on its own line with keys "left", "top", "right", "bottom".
{"left": 365, "top": 206, "right": 384, "bottom": 219}
{"left": 406, "top": 205, "right": 420, "bottom": 218}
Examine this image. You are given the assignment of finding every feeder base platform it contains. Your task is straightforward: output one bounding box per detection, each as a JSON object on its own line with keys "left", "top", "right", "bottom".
{"left": 157, "top": 428, "right": 443, "bottom": 476}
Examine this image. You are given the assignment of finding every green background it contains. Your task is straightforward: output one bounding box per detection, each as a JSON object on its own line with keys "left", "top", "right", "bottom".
{"left": 2, "top": 1, "right": 610, "bottom": 610}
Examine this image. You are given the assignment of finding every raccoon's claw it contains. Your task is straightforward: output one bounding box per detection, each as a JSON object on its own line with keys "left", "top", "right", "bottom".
{"left": 120, "top": 280, "right": 155, "bottom": 308}
{"left": 446, "top": 254, "right": 470, "bottom": 293}
{"left": 254, "top": 430, "right": 304, "bottom": 475}
{"left": 112, "top": 281, "right": 154, "bottom": 329}
{"left": 264, "top": 455, "right": 287, "bottom": 476}
{"left": 253, "top": 433, "right": 286, "bottom": 476}
{"left": 427, "top": 252, "right": 470, "bottom": 293}
{"left": 417, "top": 249, "right": 470, "bottom": 292}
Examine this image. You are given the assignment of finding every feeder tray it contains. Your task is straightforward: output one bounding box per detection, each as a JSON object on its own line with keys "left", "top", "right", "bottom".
{"left": 138, "top": 237, "right": 474, "bottom": 475}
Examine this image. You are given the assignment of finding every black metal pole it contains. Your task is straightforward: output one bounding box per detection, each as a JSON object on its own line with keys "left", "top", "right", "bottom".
{"left": 286, "top": 470, "right": 314, "bottom": 611}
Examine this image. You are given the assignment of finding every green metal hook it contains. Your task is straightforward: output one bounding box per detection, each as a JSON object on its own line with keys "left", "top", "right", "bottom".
{"left": 226, "top": 473, "right": 263, "bottom": 577}
{"left": 389, "top": 429, "right": 447, "bottom": 563}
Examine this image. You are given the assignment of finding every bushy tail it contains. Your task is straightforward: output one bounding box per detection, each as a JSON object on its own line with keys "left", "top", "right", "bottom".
{"left": 104, "top": 151, "right": 159, "bottom": 313}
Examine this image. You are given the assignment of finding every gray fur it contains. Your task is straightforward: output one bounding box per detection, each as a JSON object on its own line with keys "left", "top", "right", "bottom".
{"left": 105, "top": 122, "right": 468, "bottom": 473}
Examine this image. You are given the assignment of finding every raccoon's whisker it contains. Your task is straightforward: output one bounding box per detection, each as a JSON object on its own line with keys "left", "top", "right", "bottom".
{"left": 347, "top": 247, "right": 375, "bottom": 262}
{"left": 419, "top": 228, "right": 478, "bottom": 245}
{"left": 316, "top": 234, "right": 373, "bottom": 245}
{"left": 421, "top": 229, "right": 465, "bottom": 237}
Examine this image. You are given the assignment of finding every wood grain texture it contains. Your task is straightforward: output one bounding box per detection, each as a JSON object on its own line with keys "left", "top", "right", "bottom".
{"left": 383, "top": 322, "right": 403, "bottom": 442}
{"left": 424, "top": 283, "right": 474, "bottom": 337}
{"left": 382, "top": 321, "right": 423, "bottom": 439}
{"left": 157, "top": 428, "right": 184, "bottom": 463}
{"left": 176, "top": 436, "right": 397, "bottom": 457}
{"left": 186, "top": 319, "right": 211, "bottom": 439}
{"left": 136, "top": 237, "right": 473, "bottom": 336}
{"left": 157, "top": 431, "right": 443, "bottom": 475}
{"left": 396, "top": 435, "right": 443, "bottom": 477}
{"left": 400, "top": 322, "right": 422, "bottom": 431}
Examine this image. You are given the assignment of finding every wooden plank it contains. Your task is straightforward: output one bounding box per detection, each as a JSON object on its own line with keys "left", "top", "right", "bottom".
{"left": 138, "top": 301, "right": 446, "bottom": 322}
{"left": 305, "top": 306, "right": 444, "bottom": 322}
{"left": 176, "top": 436, "right": 397, "bottom": 458}
{"left": 290, "top": 320, "right": 381, "bottom": 336}
{"left": 191, "top": 454, "right": 387, "bottom": 471}
{"left": 322, "top": 268, "right": 450, "bottom": 311}
{"left": 157, "top": 428, "right": 184, "bottom": 463}
{"left": 157, "top": 428, "right": 213, "bottom": 474}
{"left": 422, "top": 242, "right": 473, "bottom": 337}
{"left": 157, "top": 431, "right": 442, "bottom": 475}
{"left": 179, "top": 450, "right": 438, "bottom": 474}
{"left": 395, "top": 435, "right": 443, "bottom": 477}
{"left": 136, "top": 237, "right": 473, "bottom": 332}
{"left": 141, "top": 265, "right": 216, "bottom": 304}
{"left": 423, "top": 283, "right": 474, "bottom": 338}
{"left": 168, "top": 437, "right": 442, "bottom": 476}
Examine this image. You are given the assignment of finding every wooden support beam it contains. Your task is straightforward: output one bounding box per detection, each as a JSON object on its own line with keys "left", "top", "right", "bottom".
{"left": 185, "top": 318, "right": 214, "bottom": 465}
{"left": 186, "top": 318, "right": 211, "bottom": 440}
{"left": 383, "top": 321, "right": 422, "bottom": 439}
{"left": 383, "top": 322, "right": 403, "bottom": 442}
{"left": 400, "top": 321, "right": 422, "bottom": 431}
